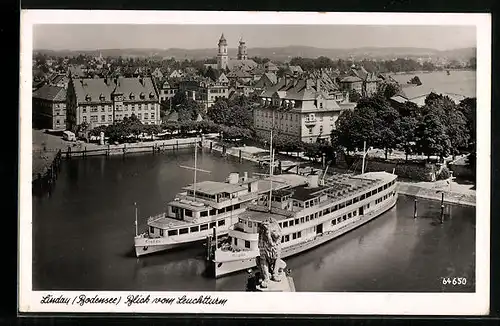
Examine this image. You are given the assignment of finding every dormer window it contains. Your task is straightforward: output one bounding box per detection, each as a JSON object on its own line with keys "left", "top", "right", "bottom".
{"left": 99, "top": 93, "right": 105, "bottom": 101}
{"left": 85, "top": 94, "right": 91, "bottom": 102}
{"left": 129, "top": 93, "right": 135, "bottom": 100}
{"left": 149, "top": 92, "right": 155, "bottom": 99}
{"left": 320, "top": 102, "right": 323, "bottom": 109}
{"left": 139, "top": 92, "right": 145, "bottom": 100}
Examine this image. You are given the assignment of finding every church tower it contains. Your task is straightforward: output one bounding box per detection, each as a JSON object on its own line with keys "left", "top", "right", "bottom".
{"left": 237, "top": 37, "right": 248, "bottom": 60}
{"left": 217, "top": 33, "right": 229, "bottom": 70}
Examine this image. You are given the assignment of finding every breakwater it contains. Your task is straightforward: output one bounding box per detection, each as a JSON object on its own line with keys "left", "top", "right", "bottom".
{"left": 397, "top": 183, "right": 476, "bottom": 207}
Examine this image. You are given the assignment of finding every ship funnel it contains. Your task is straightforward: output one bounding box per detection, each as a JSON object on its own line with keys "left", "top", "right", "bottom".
{"left": 228, "top": 172, "right": 239, "bottom": 184}
{"left": 307, "top": 174, "right": 319, "bottom": 188}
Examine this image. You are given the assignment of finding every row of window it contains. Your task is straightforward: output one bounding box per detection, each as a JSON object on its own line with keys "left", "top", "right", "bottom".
{"left": 81, "top": 104, "right": 156, "bottom": 113}
{"left": 150, "top": 219, "right": 226, "bottom": 237}
{"left": 82, "top": 112, "right": 156, "bottom": 123}
{"left": 376, "top": 192, "right": 395, "bottom": 204}
{"left": 331, "top": 210, "right": 358, "bottom": 226}
{"left": 281, "top": 231, "right": 302, "bottom": 243}
{"left": 280, "top": 181, "right": 396, "bottom": 228}
{"left": 172, "top": 203, "right": 241, "bottom": 219}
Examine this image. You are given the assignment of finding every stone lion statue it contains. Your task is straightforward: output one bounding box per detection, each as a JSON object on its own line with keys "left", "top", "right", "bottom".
{"left": 257, "top": 217, "right": 286, "bottom": 288}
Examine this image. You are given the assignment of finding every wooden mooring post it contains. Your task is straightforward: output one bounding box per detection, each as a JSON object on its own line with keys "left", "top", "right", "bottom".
{"left": 66, "top": 146, "right": 71, "bottom": 159}
{"left": 440, "top": 192, "right": 445, "bottom": 224}
{"left": 106, "top": 144, "right": 110, "bottom": 157}
{"left": 413, "top": 198, "right": 418, "bottom": 218}
{"left": 210, "top": 141, "right": 213, "bottom": 152}
{"left": 239, "top": 149, "right": 242, "bottom": 163}
{"left": 176, "top": 140, "right": 179, "bottom": 151}
{"left": 123, "top": 143, "right": 127, "bottom": 156}
{"left": 83, "top": 146, "right": 87, "bottom": 158}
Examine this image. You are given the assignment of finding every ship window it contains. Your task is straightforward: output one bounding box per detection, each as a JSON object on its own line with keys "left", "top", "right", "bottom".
{"left": 300, "top": 217, "right": 304, "bottom": 223}
{"left": 200, "top": 224, "right": 208, "bottom": 231}
{"left": 190, "top": 226, "right": 199, "bottom": 232}
{"left": 306, "top": 216, "right": 309, "bottom": 222}
{"left": 185, "top": 210, "right": 192, "bottom": 217}
{"left": 227, "top": 205, "right": 233, "bottom": 212}
{"left": 333, "top": 205, "right": 338, "bottom": 211}
{"left": 234, "top": 203, "right": 241, "bottom": 209}
{"left": 343, "top": 215, "right": 347, "bottom": 221}
{"left": 218, "top": 208, "right": 225, "bottom": 214}
{"left": 332, "top": 219, "right": 337, "bottom": 225}
{"left": 319, "top": 211, "right": 323, "bottom": 217}
{"left": 234, "top": 238, "right": 238, "bottom": 246}
{"left": 353, "top": 211, "right": 357, "bottom": 217}
{"left": 218, "top": 219, "right": 225, "bottom": 226}
{"left": 305, "top": 202, "right": 310, "bottom": 208}
{"left": 339, "top": 202, "right": 345, "bottom": 209}
{"left": 290, "top": 220, "right": 294, "bottom": 226}
{"left": 209, "top": 222, "right": 216, "bottom": 228}
{"left": 315, "top": 212, "right": 319, "bottom": 219}
{"left": 337, "top": 217, "right": 341, "bottom": 223}
{"left": 353, "top": 197, "right": 359, "bottom": 203}
{"left": 168, "top": 229, "right": 178, "bottom": 236}
{"left": 160, "top": 229, "right": 164, "bottom": 236}
{"left": 245, "top": 240, "right": 250, "bottom": 248}
{"left": 179, "top": 228, "right": 188, "bottom": 234}
{"left": 347, "top": 199, "right": 352, "bottom": 206}
{"left": 210, "top": 209, "right": 217, "bottom": 216}
{"left": 292, "top": 233, "right": 297, "bottom": 240}
{"left": 200, "top": 211, "right": 208, "bottom": 217}
{"left": 149, "top": 226, "right": 154, "bottom": 234}
{"left": 323, "top": 209, "right": 329, "bottom": 215}
{"left": 297, "top": 231, "right": 302, "bottom": 238}
{"left": 361, "top": 194, "right": 366, "bottom": 200}
{"left": 248, "top": 221, "right": 252, "bottom": 227}
{"left": 284, "top": 235, "right": 290, "bottom": 242}
{"left": 283, "top": 221, "right": 288, "bottom": 228}
{"left": 348, "top": 212, "right": 352, "bottom": 218}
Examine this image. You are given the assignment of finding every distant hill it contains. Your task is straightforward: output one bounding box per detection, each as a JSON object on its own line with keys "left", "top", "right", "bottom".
{"left": 34, "top": 46, "right": 476, "bottom": 61}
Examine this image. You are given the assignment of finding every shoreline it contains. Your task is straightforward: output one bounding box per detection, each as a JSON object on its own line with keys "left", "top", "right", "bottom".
{"left": 201, "top": 140, "right": 476, "bottom": 207}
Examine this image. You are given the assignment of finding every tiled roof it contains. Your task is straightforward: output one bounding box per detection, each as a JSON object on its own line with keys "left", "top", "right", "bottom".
{"left": 264, "top": 72, "right": 277, "bottom": 84}
{"left": 228, "top": 59, "right": 258, "bottom": 71}
{"left": 227, "top": 70, "right": 252, "bottom": 78}
{"left": 32, "top": 85, "right": 66, "bottom": 102}
{"left": 72, "top": 77, "right": 158, "bottom": 104}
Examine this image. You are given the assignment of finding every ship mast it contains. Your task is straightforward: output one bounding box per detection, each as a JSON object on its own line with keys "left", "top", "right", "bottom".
{"left": 179, "top": 136, "right": 211, "bottom": 202}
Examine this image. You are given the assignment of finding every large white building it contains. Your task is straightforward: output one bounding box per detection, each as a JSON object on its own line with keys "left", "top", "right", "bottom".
{"left": 66, "top": 76, "right": 161, "bottom": 131}
{"left": 255, "top": 77, "right": 356, "bottom": 143}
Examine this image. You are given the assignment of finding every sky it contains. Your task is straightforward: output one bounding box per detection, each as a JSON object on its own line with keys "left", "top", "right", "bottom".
{"left": 33, "top": 24, "right": 476, "bottom": 51}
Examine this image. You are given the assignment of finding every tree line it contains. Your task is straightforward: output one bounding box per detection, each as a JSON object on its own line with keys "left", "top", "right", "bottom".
{"left": 332, "top": 91, "right": 476, "bottom": 162}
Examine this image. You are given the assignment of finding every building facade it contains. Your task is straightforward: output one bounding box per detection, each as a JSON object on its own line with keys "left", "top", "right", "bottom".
{"left": 66, "top": 76, "right": 161, "bottom": 131}
{"left": 255, "top": 78, "right": 354, "bottom": 143}
{"left": 32, "top": 85, "right": 68, "bottom": 130}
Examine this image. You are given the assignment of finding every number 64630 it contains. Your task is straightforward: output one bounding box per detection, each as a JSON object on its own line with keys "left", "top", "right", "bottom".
{"left": 442, "top": 277, "right": 467, "bottom": 285}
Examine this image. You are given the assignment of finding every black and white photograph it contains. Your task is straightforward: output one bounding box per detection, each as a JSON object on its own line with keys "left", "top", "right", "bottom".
{"left": 19, "top": 11, "right": 490, "bottom": 315}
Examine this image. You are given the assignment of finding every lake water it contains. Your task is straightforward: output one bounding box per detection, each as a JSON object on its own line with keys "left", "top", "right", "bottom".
{"left": 389, "top": 70, "right": 476, "bottom": 98}
{"left": 32, "top": 149, "right": 476, "bottom": 292}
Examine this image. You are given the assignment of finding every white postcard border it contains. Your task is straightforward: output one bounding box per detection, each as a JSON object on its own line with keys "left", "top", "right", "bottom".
{"left": 19, "top": 10, "right": 491, "bottom": 315}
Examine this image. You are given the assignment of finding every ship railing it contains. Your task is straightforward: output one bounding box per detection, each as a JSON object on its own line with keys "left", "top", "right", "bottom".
{"left": 247, "top": 204, "right": 295, "bottom": 217}
{"left": 147, "top": 213, "right": 166, "bottom": 224}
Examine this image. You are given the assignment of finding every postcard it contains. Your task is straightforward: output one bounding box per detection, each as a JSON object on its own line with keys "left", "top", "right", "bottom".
{"left": 19, "top": 10, "right": 491, "bottom": 315}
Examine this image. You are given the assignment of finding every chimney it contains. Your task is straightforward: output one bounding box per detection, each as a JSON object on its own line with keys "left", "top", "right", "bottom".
{"left": 307, "top": 174, "right": 319, "bottom": 188}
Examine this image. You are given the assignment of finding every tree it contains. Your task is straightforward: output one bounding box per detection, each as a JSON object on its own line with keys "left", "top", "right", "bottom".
{"left": 415, "top": 112, "right": 451, "bottom": 161}
{"left": 378, "top": 82, "right": 401, "bottom": 99}
{"left": 356, "top": 96, "right": 402, "bottom": 159}
{"left": 207, "top": 97, "right": 254, "bottom": 130}
{"left": 348, "top": 89, "right": 362, "bottom": 103}
{"left": 459, "top": 97, "right": 476, "bottom": 150}
{"left": 397, "top": 101, "right": 421, "bottom": 161}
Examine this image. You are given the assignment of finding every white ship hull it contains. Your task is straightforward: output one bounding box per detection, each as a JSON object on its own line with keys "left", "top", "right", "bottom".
{"left": 135, "top": 242, "right": 187, "bottom": 257}
{"left": 211, "top": 194, "right": 398, "bottom": 278}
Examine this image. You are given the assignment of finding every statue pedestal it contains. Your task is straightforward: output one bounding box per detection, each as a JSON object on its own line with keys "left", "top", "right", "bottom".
{"left": 255, "top": 274, "right": 296, "bottom": 292}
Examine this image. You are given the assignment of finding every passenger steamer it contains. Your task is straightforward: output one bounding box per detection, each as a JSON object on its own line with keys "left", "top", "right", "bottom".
{"left": 207, "top": 171, "right": 398, "bottom": 278}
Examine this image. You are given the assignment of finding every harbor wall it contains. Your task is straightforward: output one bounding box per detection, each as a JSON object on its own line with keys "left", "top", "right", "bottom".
{"left": 397, "top": 183, "right": 476, "bottom": 207}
